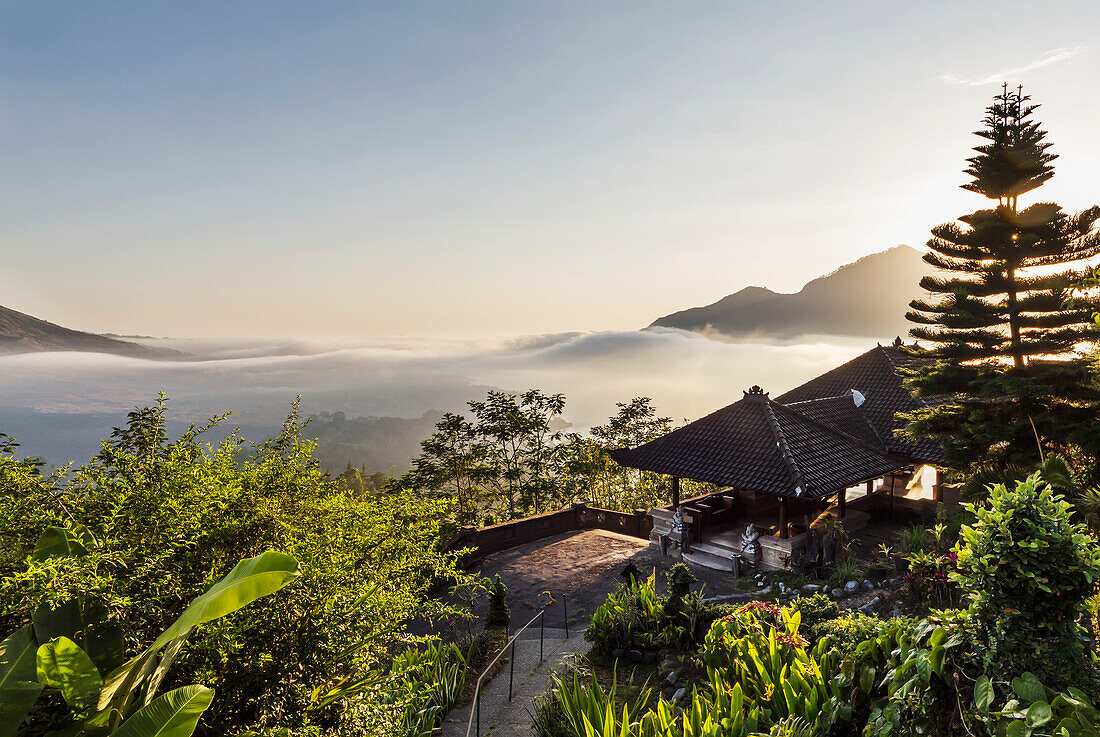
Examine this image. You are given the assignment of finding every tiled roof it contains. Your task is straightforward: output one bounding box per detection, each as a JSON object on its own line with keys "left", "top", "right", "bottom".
{"left": 775, "top": 344, "right": 945, "bottom": 463}
{"left": 609, "top": 388, "right": 905, "bottom": 500}
{"left": 609, "top": 343, "right": 947, "bottom": 498}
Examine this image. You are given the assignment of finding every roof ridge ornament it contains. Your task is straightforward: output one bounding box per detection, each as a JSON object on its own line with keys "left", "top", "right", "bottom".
{"left": 744, "top": 385, "right": 768, "bottom": 397}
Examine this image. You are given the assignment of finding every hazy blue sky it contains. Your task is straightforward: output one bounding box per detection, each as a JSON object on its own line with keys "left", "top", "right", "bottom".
{"left": 3, "top": 1, "right": 1099, "bottom": 338}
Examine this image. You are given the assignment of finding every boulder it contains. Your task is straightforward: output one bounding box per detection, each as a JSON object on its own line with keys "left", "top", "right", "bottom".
{"left": 626, "top": 649, "right": 643, "bottom": 662}
{"left": 643, "top": 652, "right": 659, "bottom": 665}
{"left": 672, "top": 687, "right": 687, "bottom": 704}
{"left": 844, "top": 580, "right": 860, "bottom": 594}
{"left": 664, "top": 671, "right": 678, "bottom": 688}
{"left": 611, "top": 648, "right": 624, "bottom": 659}
{"left": 801, "top": 584, "right": 822, "bottom": 594}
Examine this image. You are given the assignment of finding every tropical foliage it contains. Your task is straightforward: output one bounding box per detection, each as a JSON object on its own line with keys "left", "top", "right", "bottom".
{"left": 2, "top": 536, "right": 299, "bottom": 737}
{"left": 0, "top": 399, "right": 475, "bottom": 736}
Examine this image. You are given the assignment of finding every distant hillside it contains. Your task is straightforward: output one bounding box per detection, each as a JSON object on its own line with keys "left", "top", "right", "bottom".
{"left": 649, "top": 246, "right": 931, "bottom": 340}
{"left": 0, "top": 305, "right": 180, "bottom": 359}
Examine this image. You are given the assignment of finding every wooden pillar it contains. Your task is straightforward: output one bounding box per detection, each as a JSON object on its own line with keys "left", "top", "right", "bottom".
{"left": 838, "top": 488, "right": 846, "bottom": 518}
{"left": 779, "top": 497, "right": 789, "bottom": 539}
{"left": 671, "top": 476, "right": 681, "bottom": 509}
{"left": 932, "top": 467, "right": 943, "bottom": 503}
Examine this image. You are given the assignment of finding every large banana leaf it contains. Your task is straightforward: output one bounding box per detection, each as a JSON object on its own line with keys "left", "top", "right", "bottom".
{"left": 33, "top": 598, "right": 125, "bottom": 674}
{"left": 0, "top": 626, "right": 38, "bottom": 684}
{"left": 36, "top": 637, "right": 103, "bottom": 719}
{"left": 151, "top": 550, "right": 300, "bottom": 649}
{"left": 30, "top": 525, "right": 96, "bottom": 561}
{"left": 0, "top": 626, "right": 43, "bottom": 737}
{"left": 0, "top": 681, "right": 43, "bottom": 737}
{"left": 98, "top": 551, "right": 300, "bottom": 714}
{"left": 112, "top": 685, "right": 213, "bottom": 737}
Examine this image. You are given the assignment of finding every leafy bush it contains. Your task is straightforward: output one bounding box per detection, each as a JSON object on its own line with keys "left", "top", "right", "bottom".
{"left": 0, "top": 400, "right": 473, "bottom": 737}
{"left": 664, "top": 563, "right": 696, "bottom": 613}
{"left": 792, "top": 593, "right": 838, "bottom": 640}
{"left": 896, "top": 524, "right": 934, "bottom": 556}
{"left": 2, "top": 533, "right": 299, "bottom": 737}
{"left": 584, "top": 575, "right": 671, "bottom": 654}
{"left": 954, "top": 472, "right": 1100, "bottom": 687}
{"left": 811, "top": 612, "right": 892, "bottom": 654}
{"left": 700, "top": 602, "right": 848, "bottom": 732}
{"left": 387, "top": 640, "right": 469, "bottom": 737}
{"left": 487, "top": 575, "right": 510, "bottom": 627}
{"left": 827, "top": 558, "right": 862, "bottom": 587}
{"left": 975, "top": 671, "right": 1100, "bottom": 737}
{"left": 547, "top": 667, "right": 654, "bottom": 737}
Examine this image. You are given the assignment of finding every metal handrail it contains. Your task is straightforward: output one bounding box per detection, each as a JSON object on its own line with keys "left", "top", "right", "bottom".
{"left": 464, "top": 596, "right": 569, "bottom": 737}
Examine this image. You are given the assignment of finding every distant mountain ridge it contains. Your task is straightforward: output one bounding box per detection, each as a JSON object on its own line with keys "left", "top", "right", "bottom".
{"left": 0, "top": 305, "right": 180, "bottom": 359}
{"left": 648, "top": 246, "right": 930, "bottom": 340}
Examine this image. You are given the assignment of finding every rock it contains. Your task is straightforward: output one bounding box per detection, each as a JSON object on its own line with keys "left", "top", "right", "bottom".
{"left": 672, "top": 687, "right": 687, "bottom": 704}
{"left": 663, "top": 685, "right": 676, "bottom": 699}
{"left": 822, "top": 584, "right": 830, "bottom": 593}
{"left": 862, "top": 580, "right": 874, "bottom": 591}
{"left": 890, "top": 608, "right": 902, "bottom": 619}
{"left": 801, "top": 584, "right": 822, "bottom": 593}
{"left": 757, "top": 581, "right": 766, "bottom": 588}
{"left": 664, "top": 671, "right": 678, "bottom": 688}
{"left": 626, "top": 649, "right": 643, "bottom": 662}
{"left": 844, "top": 580, "right": 860, "bottom": 594}
{"left": 644, "top": 652, "right": 659, "bottom": 664}
{"left": 611, "top": 648, "right": 624, "bottom": 659}
{"left": 662, "top": 657, "right": 678, "bottom": 671}
{"left": 831, "top": 588, "right": 845, "bottom": 600}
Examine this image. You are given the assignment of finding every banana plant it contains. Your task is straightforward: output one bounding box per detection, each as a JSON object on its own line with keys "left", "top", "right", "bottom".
{"left": 1, "top": 524, "right": 301, "bottom": 737}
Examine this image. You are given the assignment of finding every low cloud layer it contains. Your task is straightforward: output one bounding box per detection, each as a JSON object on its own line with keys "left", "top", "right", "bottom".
{"left": 0, "top": 329, "right": 874, "bottom": 464}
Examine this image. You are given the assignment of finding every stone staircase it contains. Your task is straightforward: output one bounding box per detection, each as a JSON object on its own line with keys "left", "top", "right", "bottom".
{"left": 681, "top": 540, "right": 740, "bottom": 572}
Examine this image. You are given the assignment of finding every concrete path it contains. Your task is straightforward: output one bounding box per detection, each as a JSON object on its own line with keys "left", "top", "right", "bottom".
{"left": 442, "top": 629, "right": 588, "bottom": 737}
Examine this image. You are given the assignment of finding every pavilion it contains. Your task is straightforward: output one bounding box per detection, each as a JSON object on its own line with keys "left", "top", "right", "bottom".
{"left": 609, "top": 340, "right": 950, "bottom": 571}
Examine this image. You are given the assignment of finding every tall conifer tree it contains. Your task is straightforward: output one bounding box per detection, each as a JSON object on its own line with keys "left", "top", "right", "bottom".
{"left": 903, "top": 85, "right": 1100, "bottom": 468}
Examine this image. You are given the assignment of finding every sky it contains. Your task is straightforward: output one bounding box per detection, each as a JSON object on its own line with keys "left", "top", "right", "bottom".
{"left": 3, "top": 1, "right": 1100, "bottom": 339}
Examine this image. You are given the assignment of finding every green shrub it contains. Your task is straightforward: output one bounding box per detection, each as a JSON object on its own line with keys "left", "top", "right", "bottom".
{"left": 487, "top": 575, "right": 510, "bottom": 627}
{"left": 530, "top": 687, "right": 572, "bottom": 737}
{"left": 793, "top": 593, "right": 838, "bottom": 640}
{"left": 1, "top": 539, "right": 300, "bottom": 737}
{"left": 955, "top": 472, "right": 1100, "bottom": 687}
{"left": 896, "top": 524, "right": 934, "bottom": 556}
{"left": 389, "top": 640, "right": 469, "bottom": 737}
{"left": 974, "top": 671, "right": 1100, "bottom": 736}
{"left": 664, "top": 563, "right": 696, "bottom": 614}
{"left": 827, "top": 559, "right": 862, "bottom": 587}
{"left": 584, "top": 575, "right": 672, "bottom": 654}
{"left": 0, "top": 400, "right": 473, "bottom": 737}
{"left": 811, "top": 612, "right": 892, "bottom": 654}
{"left": 700, "top": 602, "right": 847, "bottom": 732}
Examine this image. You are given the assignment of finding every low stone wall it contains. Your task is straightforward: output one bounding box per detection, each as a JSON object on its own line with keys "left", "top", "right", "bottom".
{"left": 448, "top": 503, "right": 652, "bottom": 567}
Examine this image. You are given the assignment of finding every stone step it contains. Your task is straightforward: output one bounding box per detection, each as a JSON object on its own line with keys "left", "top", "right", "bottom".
{"left": 681, "top": 546, "right": 737, "bottom": 572}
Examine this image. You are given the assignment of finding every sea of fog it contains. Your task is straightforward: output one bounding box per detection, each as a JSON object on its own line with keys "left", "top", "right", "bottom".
{"left": 0, "top": 328, "right": 875, "bottom": 468}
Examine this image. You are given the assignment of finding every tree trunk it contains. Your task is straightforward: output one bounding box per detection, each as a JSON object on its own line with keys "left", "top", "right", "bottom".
{"left": 1006, "top": 264, "right": 1025, "bottom": 369}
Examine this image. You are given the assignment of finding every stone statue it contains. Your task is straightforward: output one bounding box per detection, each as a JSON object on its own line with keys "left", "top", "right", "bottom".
{"left": 740, "top": 522, "right": 762, "bottom": 566}
{"left": 669, "top": 505, "right": 685, "bottom": 534}
{"left": 660, "top": 505, "right": 690, "bottom": 555}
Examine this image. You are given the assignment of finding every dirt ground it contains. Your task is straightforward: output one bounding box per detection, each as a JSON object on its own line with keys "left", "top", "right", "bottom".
{"left": 470, "top": 529, "right": 753, "bottom": 631}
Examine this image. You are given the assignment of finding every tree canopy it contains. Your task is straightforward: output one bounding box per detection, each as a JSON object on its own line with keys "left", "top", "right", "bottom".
{"left": 903, "top": 85, "right": 1100, "bottom": 469}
